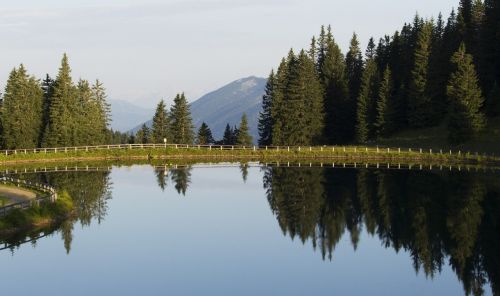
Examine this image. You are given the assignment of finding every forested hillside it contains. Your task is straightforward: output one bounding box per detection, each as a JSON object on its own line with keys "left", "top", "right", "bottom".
{"left": 259, "top": 0, "right": 500, "bottom": 147}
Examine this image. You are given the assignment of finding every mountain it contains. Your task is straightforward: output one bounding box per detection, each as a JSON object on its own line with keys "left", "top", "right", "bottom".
{"left": 129, "top": 76, "right": 267, "bottom": 142}
{"left": 109, "top": 99, "right": 155, "bottom": 132}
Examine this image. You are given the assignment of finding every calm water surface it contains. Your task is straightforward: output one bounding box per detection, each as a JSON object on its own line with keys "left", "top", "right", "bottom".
{"left": 1, "top": 164, "right": 499, "bottom": 296}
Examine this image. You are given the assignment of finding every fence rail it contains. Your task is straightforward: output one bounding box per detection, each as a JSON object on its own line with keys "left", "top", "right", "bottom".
{"left": 0, "top": 143, "right": 495, "bottom": 159}
{"left": 0, "top": 177, "right": 57, "bottom": 217}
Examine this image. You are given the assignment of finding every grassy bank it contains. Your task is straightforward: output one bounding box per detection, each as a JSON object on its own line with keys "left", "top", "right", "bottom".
{"left": 0, "top": 191, "right": 74, "bottom": 236}
{"left": 0, "top": 145, "right": 498, "bottom": 167}
{"left": 378, "top": 117, "right": 500, "bottom": 154}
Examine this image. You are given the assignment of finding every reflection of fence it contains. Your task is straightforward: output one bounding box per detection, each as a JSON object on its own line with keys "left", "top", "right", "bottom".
{"left": 154, "top": 161, "right": 500, "bottom": 173}
{"left": 0, "top": 177, "right": 57, "bottom": 217}
{"left": 0, "top": 143, "right": 495, "bottom": 160}
{"left": 2, "top": 166, "right": 112, "bottom": 175}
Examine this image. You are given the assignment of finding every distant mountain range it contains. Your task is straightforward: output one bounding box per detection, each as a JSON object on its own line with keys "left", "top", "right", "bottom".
{"left": 109, "top": 99, "right": 154, "bottom": 132}
{"left": 127, "top": 76, "right": 267, "bottom": 142}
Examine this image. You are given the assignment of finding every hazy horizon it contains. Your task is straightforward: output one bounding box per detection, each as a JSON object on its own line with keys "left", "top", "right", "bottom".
{"left": 1, "top": 0, "right": 457, "bottom": 107}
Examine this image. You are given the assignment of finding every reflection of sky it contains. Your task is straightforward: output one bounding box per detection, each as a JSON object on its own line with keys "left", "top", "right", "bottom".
{"left": 0, "top": 166, "right": 477, "bottom": 296}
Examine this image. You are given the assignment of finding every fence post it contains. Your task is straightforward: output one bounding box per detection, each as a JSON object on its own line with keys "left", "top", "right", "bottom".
{"left": 253, "top": 146, "right": 256, "bottom": 151}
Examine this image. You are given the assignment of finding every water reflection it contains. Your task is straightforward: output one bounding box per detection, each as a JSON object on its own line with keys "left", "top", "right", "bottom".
{"left": 263, "top": 167, "right": 500, "bottom": 296}
{"left": 155, "top": 166, "right": 192, "bottom": 195}
{"left": 1, "top": 171, "right": 112, "bottom": 253}
{"left": 0, "top": 163, "right": 498, "bottom": 296}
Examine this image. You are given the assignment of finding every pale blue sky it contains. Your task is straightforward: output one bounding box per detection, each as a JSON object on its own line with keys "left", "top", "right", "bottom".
{"left": 0, "top": 0, "right": 457, "bottom": 107}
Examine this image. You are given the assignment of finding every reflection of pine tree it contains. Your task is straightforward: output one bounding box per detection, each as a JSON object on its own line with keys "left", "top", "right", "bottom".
{"left": 155, "top": 168, "right": 169, "bottom": 191}
{"left": 61, "top": 220, "right": 74, "bottom": 254}
{"left": 170, "top": 167, "right": 192, "bottom": 195}
{"left": 45, "top": 172, "right": 112, "bottom": 226}
{"left": 262, "top": 166, "right": 499, "bottom": 295}
{"left": 240, "top": 163, "right": 249, "bottom": 183}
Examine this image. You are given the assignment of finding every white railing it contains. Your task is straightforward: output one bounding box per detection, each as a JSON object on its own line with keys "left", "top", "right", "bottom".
{"left": 0, "top": 177, "right": 57, "bottom": 217}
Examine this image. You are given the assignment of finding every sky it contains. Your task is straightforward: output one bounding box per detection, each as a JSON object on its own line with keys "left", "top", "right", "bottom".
{"left": 0, "top": 0, "right": 458, "bottom": 107}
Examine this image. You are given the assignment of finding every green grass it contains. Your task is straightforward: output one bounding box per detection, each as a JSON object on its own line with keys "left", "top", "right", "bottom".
{"left": 0, "top": 191, "right": 74, "bottom": 233}
{"left": 0, "top": 196, "right": 9, "bottom": 207}
{"left": 0, "top": 144, "right": 498, "bottom": 167}
{"left": 378, "top": 117, "right": 500, "bottom": 154}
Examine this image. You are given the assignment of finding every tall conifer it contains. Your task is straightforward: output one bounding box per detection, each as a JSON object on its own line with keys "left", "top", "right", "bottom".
{"left": 447, "top": 43, "right": 486, "bottom": 144}
{"left": 408, "top": 21, "right": 433, "bottom": 128}
{"left": 151, "top": 100, "right": 170, "bottom": 143}
{"left": 170, "top": 93, "right": 194, "bottom": 144}
{"left": 236, "top": 113, "right": 253, "bottom": 146}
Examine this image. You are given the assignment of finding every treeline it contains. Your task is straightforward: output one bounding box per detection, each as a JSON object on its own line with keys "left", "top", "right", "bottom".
{"left": 133, "top": 99, "right": 253, "bottom": 146}
{"left": 259, "top": 0, "right": 500, "bottom": 146}
{"left": 0, "top": 54, "right": 115, "bottom": 149}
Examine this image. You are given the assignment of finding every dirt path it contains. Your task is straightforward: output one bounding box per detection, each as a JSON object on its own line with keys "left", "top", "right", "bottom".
{"left": 0, "top": 185, "right": 36, "bottom": 205}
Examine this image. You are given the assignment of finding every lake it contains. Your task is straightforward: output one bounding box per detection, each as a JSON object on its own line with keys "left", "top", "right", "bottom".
{"left": 1, "top": 163, "right": 498, "bottom": 296}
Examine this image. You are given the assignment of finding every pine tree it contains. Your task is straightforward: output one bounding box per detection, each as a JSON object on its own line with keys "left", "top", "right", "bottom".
{"left": 271, "top": 58, "right": 287, "bottom": 146}
{"left": 375, "top": 66, "right": 394, "bottom": 137}
{"left": 170, "top": 93, "right": 194, "bottom": 144}
{"left": 236, "top": 113, "right": 253, "bottom": 146}
{"left": 479, "top": 0, "right": 500, "bottom": 104}
{"left": 136, "top": 124, "right": 151, "bottom": 144}
{"left": 366, "top": 38, "right": 376, "bottom": 59}
{"left": 222, "top": 124, "right": 234, "bottom": 145}
{"left": 258, "top": 70, "right": 275, "bottom": 146}
{"left": 408, "top": 21, "right": 433, "bottom": 128}
{"left": 0, "top": 65, "right": 44, "bottom": 149}
{"left": 356, "top": 59, "right": 379, "bottom": 143}
{"left": 40, "top": 74, "right": 54, "bottom": 144}
{"left": 447, "top": 43, "right": 486, "bottom": 144}
{"left": 346, "top": 33, "right": 364, "bottom": 140}
{"left": 196, "top": 122, "right": 214, "bottom": 145}
{"left": 318, "top": 28, "right": 349, "bottom": 143}
{"left": 43, "top": 54, "right": 78, "bottom": 147}
{"left": 91, "top": 80, "right": 111, "bottom": 144}
{"left": 75, "top": 79, "right": 95, "bottom": 145}
{"left": 151, "top": 100, "right": 170, "bottom": 143}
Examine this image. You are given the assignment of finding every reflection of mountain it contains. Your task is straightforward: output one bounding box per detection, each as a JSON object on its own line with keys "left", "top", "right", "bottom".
{"left": 264, "top": 167, "right": 500, "bottom": 296}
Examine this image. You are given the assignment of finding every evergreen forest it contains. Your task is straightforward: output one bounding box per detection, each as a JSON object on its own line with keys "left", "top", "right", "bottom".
{"left": 259, "top": 0, "right": 500, "bottom": 146}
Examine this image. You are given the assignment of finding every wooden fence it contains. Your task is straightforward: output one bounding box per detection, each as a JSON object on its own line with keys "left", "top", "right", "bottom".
{"left": 0, "top": 143, "right": 494, "bottom": 159}
{"left": 0, "top": 177, "right": 57, "bottom": 217}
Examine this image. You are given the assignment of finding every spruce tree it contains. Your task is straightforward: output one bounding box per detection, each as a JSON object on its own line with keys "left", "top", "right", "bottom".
{"left": 447, "top": 43, "right": 486, "bottom": 144}
{"left": 346, "top": 33, "right": 364, "bottom": 140}
{"left": 136, "top": 124, "right": 151, "bottom": 144}
{"left": 151, "top": 99, "right": 170, "bottom": 143}
{"left": 196, "top": 122, "right": 214, "bottom": 145}
{"left": 356, "top": 59, "right": 379, "bottom": 143}
{"left": 408, "top": 21, "right": 433, "bottom": 128}
{"left": 222, "top": 124, "right": 234, "bottom": 145}
{"left": 91, "top": 80, "right": 111, "bottom": 144}
{"left": 170, "top": 93, "right": 194, "bottom": 144}
{"left": 1, "top": 65, "right": 44, "bottom": 149}
{"left": 258, "top": 71, "right": 275, "bottom": 146}
{"left": 318, "top": 29, "right": 349, "bottom": 143}
{"left": 236, "top": 113, "right": 253, "bottom": 146}
{"left": 40, "top": 74, "right": 54, "bottom": 144}
{"left": 479, "top": 0, "right": 500, "bottom": 103}
{"left": 43, "top": 54, "right": 78, "bottom": 147}
{"left": 271, "top": 58, "right": 287, "bottom": 146}
{"left": 375, "top": 66, "right": 394, "bottom": 137}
